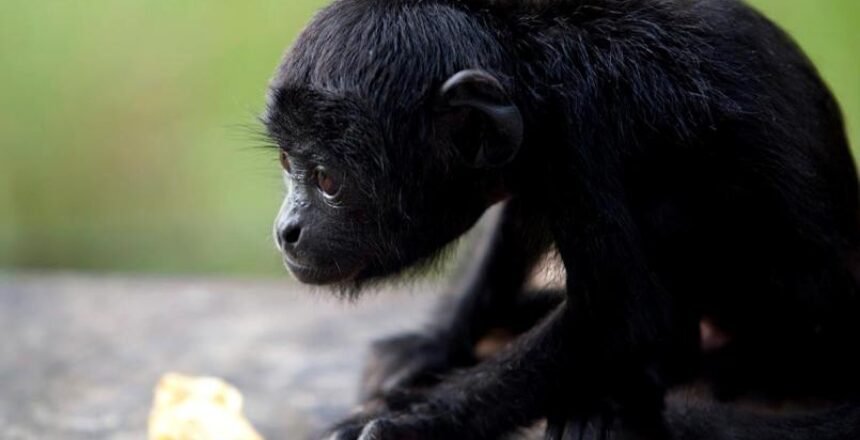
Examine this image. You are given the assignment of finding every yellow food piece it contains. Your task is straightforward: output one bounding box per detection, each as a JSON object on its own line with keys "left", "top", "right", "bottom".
{"left": 148, "top": 373, "right": 264, "bottom": 440}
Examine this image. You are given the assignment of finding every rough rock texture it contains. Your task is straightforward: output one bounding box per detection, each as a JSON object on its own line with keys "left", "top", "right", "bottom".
{"left": 0, "top": 273, "right": 438, "bottom": 440}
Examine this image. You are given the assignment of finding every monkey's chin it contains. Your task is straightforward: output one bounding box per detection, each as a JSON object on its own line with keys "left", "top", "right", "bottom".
{"left": 283, "top": 257, "right": 362, "bottom": 285}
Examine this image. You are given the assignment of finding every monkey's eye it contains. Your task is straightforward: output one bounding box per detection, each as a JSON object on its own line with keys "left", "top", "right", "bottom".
{"left": 279, "top": 150, "right": 292, "bottom": 173}
{"left": 314, "top": 166, "right": 341, "bottom": 198}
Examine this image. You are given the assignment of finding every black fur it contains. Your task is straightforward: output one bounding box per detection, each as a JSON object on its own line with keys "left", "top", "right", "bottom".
{"left": 664, "top": 398, "right": 860, "bottom": 440}
{"left": 264, "top": 0, "right": 860, "bottom": 438}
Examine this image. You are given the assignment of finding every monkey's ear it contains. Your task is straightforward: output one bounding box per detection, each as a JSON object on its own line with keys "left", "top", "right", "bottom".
{"left": 439, "top": 69, "right": 523, "bottom": 167}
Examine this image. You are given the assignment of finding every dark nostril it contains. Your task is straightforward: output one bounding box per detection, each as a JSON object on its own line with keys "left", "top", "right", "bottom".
{"left": 282, "top": 225, "right": 302, "bottom": 246}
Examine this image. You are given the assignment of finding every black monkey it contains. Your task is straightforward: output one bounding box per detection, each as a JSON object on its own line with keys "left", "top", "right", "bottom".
{"left": 264, "top": 0, "right": 860, "bottom": 438}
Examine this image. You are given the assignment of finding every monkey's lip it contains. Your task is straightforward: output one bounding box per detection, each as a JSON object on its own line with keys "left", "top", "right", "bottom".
{"left": 282, "top": 255, "right": 361, "bottom": 285}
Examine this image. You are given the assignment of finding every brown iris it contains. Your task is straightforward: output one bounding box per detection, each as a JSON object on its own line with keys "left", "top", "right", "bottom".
{"left": 315, "top": 166, "right": 340, "bottom": 197}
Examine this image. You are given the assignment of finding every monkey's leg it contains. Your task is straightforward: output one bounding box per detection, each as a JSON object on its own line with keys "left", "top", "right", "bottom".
{"left": 473, "top": 289, "right": 566, "bottom": 358}
{"left": 326, "top": 302, "right": 575, "bottom": 440}
{"left": 359, "top": 198, "right": 552, "bottom": 401}
{"left": 549, "top": 397, "right": 860, "bottom": 440}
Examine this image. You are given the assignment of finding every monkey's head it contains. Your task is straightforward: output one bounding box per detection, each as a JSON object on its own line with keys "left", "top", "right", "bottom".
{"left": 264, "top": 0, "right": 523, "bottom": 289}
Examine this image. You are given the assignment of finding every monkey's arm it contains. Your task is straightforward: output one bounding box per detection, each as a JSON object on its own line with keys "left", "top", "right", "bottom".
{"left": 359, "top": 198, "right": 554, "bottom": 400}
{"left": 544, "top": 171, "right": 686, "bottom": 439}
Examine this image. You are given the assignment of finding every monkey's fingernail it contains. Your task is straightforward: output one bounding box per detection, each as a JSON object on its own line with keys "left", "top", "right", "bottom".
{"left": 357, "top": 420, "right": 384, "bottom": 440}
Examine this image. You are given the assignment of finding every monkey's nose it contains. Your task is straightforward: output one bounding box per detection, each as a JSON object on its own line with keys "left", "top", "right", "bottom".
{"left": 279, "top": 223, "right": 303, "bottom": 249}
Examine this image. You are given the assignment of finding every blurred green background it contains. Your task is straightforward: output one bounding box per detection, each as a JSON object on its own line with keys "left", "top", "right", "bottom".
{"left": 1, "top": 1, "right": 858, "bottom": 276}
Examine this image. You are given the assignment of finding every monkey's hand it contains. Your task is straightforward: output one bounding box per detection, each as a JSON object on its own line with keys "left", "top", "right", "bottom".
{"left": 318, "top": 331, "right": 517, "bottom": 439}
{"left": 358, "top": 331, "right": 471, "bottom": 402}
{"left": 321, "top": 305, "right": 573, "bottom": 440}
{"left": 322, "top": 366, "right": 542, "bottom": 440}
{"left": 316, "top": 385, "right": 427, "bottom": 440}
{"left": 319, "top": 398, "right": 458, "bottom": 440}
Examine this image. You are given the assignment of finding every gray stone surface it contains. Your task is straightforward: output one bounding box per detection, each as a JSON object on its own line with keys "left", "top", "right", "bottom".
{"left": 0, "top": 273, "right": 439, "bottom": 440}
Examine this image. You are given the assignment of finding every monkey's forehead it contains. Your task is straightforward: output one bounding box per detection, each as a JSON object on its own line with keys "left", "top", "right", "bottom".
{"left": 268, "top": 0, "right": 507, "bottom": 112}
{"left": 264, "top": 86, "right": 379, "bottom": 139}
{"left": 262, "top": 85, "right": 396, "bottom": 171}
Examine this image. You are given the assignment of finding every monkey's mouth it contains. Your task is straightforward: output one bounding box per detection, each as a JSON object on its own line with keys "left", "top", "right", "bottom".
{"left": 282, "top": 255, "right": 363, "bottom": 285}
